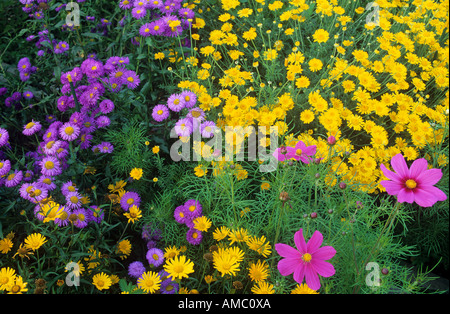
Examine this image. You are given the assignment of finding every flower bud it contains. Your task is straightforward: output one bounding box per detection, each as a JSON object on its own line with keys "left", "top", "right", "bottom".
{"left": 327, "top": 135, "right": 336, "bottom": 145}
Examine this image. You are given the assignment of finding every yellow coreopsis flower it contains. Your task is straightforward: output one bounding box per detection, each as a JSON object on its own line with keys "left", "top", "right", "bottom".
{"left": 312, "top": 29, "right": 329, "bottom": 43}
{"left": 193, "top": 216, "right": 212, "bottom": 232}
{"left": 124, "top": 205, "right": 142, "bottom": 224}
{"left": 164, "top": 255, "right": 195, "bottom": 280}
{"left": 137, "top": 271, "right": 161, "bottom": 294}
{"left": 129, "top": 168, "right": 143, "bottom": 180}
{"left": 24, "top": 233, "right": 47, "bottom": 251}
{"left": 92, "top": 272, "right": 112, "bottom": 291}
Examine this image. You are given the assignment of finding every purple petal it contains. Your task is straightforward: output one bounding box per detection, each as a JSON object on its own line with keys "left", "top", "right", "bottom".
{"left": 380, "top": 180, "right": 403, "bottom": 196}
{"left": 292, "top": 264, "right": 305, "bottom": 284}
{"left": 417, "top": 168, "right": 443, "bottom": 187}
{"left": 312, "top": 245, "right": 336, "bottom": 261}
{"left": 294, "top": 228, "right": 308, "bottom": 253}
{"left": 409, "top": 158, "right": 428, "bottom": 179}
{"left": 304, "top": 265, "right": 321, "bottom": 291}
{"left": 311, "top": 259, "right": 336, "bottom": 278}
{"left": 397, "top": 188, "right": 415, "bottom": 204}
{"left": 391, "top": 153, "right": 409, "bottom": 179}
{"left": 294, "top": 141, "right": 307, "bottom": 151}
{"left": 307, "top": 230, "right": 323, "bottom": 253}
{"left": 275, "top": 243, "right": 300, "bottom": 259}
{"left": 414, "top": 186, "right": 447, "bottom": 207}
{"left": 380, "top": 163, "right": 401, "bottom": 182}
{"left": 277, "top": 258, "right": 299, "bottom": 276}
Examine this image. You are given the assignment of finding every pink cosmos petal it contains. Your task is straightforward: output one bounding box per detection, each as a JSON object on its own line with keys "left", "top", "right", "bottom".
{"left": 397, "top": 188, "right": 415, "bottom": 204}
{"left": 380, "top": 164, "right": 402, "bottom": 182}
{"left": 293, "top": 264, "right": 305, "bottom": 285}
{"left": 275, "top": 243, "right": 300, "bottom": 258}
{"left": 304, "top": 265, "right": 321, "bottom": 290}
{"left": 294, "top": 228, "right": 308, "bottom": 253}
{"left": 277, "top": 258, "right": 299, "bottom": 276}
{"left": 391, "top": 153, "right": 409, "bottom": 179}
{"left": 414, "top": 186, "right": 447, "bottom": 207}
{"left": 302, "top": 145, "right": 317, "bottom": 156}
{"left": 273, "top": 148, "right": 287, "bottom": 161}
{"left": 294, "top": 141, "right": 307, "bottom": 151}
{"left": 380, "top": 180, "right": 404, "bottom": 196}
{"left": 312, "top": 245, "right": 336, "bottom": 261}
{"left": 307, "top": 230, "right": 323, "bottom": 253}
{"left": 409, "top": 158, "right": 428, "bottom": 179}
{"left": 416, "top": 168, "right": 443, "bottom": 186}
{"left": 285, "top": 146, "right": 298, "bottom": 160}
{"left": 311, "top": 259, "right": 336, "bottom": 278}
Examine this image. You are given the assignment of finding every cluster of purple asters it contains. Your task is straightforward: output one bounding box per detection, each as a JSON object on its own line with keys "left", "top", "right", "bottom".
{"left": 152, "top": 90, "right": 216, "bottom": 139}
{"left": 1, "top": 87, "right": 35, "bottom": 110}
{"left": 173, "top": 199, "right": 204, "bottom": 245}
{"left": 17, "top": 57, "right": 37, "bottom": 82}
{"left": 26, "top": 28, "right": 70, "bottom": 57}
{"left": 119, "top": 0, "right": 195, "bottom": 38}
{"left": 0, "top": 55, "right": 141, "bottom": 223}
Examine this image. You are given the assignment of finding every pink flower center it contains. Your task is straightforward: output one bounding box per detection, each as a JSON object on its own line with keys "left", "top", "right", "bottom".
{"left": 302, "top": 253, "right": 312, "bottom": 262}
{"left": 405, "top": 179, "right": 417, "bottom": 189}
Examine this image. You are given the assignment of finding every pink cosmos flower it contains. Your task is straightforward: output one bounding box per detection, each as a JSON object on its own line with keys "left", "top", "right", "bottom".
{"left": 380, "top": 153, "right": 447, "bottom": 208}
{"left": 272, "top": 141, "right": 316, "bottom": 163}
{"left": 285, "top": 141, "right": 317, "bottom": 164}
{"left": 275, "top": 228, "right": 336, "bottom": 291}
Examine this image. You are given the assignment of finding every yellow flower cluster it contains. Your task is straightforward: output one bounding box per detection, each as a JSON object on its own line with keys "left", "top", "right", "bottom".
{"left": 167, "top": 0, "right": 448, "bottom": 193}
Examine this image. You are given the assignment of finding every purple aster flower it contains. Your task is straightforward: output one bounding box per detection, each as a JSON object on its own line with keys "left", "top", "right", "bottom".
{"left": 22, "top": 119, "right": 42, "bottom": 136}
{"left": 18, "top": 57, "right": 31, "bottom": 73}
{"left": 4, "top": 170, "right": 23, "bottom": 188}
{"left": 184, "top": 199, "right": 202, "bottom": 219}
{"left": 147, "top": 0, "right": 163, "bottom": 9}
{"left": 37, "top": 175, "right": 57, "bottom": 191}
{"left": 79, "top": 88, "right": 100, "bottom": 107}
{"left": 120, "top": 191, "right": 141, "bottom": 211}
{"left": 162, "top": 15, "right": 183, "bottom": 37}
{"left": 119, "top": 0, "right": 133, "bottom": 9}
{"left": 128, "top": 261, "right": 146, "bottom": 278}
{"left": 22, "top": 170, "right": 34, "bottom": 182}
{"left": 160, "top": 279, "right": 179, "bottom": 294}
{"left": 55, "top": 207, "right": 72, "bottom": 227}
{"left": 78, "top": 132, "right": 93, "bottom": 150}
{"left": 152, "top": 104, "right": 170, "bottom": 122}
{"left": 139, "top": 23, "right": 153, "bottom": 37}
{"left": 20, "top": 72, "right": 31, "bottom": 82}
{"left": 186, "top": 228, "right": 203, "bottom": 245}
{"left": 0, "top": 87, "right": 7, "bottom": 96}
{"left": 86, "top": 205, "right": 104, "bottom": 223}
{"left": 19, "top": 182, "right": 35, "bottom": 201}
{"left": 167, "top": 93, "right": 185, "bottom": 112}
{"left": 146, "top": 247, "right": 165, "bottom": 267}
{"left": 59, "top": 122, "right": 81, "bottom": 141}
{"left": 65, "top": 191, "right": 83, "bottom": 210}
{"left": 96, "top": 115, "right": 111, "bottom": 128}
{"left": 23, "top": 91, "right": 34, "bottom": 99}
{"left": 72, "top": 208, "right": 89, "bottom": 228}
{"left": 27, "top": 184, "right": 49, "bottom": 203}
{"left": 0, "top": 128, "right": 9, "bottom": 147}
{"left": 123, "top": 70, "right": 140, "bottom": 89}
{"left": 99, "top": 99, "right": 115, "bottom": 114}
{"left": 201, "top": 121, "right": 216, "bottom": 138}
{"left": 174, "top": 118, "right": 193, "bottom": 137}
{"left": 81, "top": 116, "right": 97, "bottom": 133}
{"left": 81, "top": 58, "right": 104, "bottom": 78}
{"left": 131, "top": 7, "right": 147, "bottom": 19}
{"left": 40, "top": 155, "right": 62, "bottom": 177}
{"left": 147, "top": 19, "right": 165, "bottom": 36}
{"left": 93, "top": 141, "right": 114, "bottom": 153}
{"left": 42, "top": 140, "right": 64, "bottom": 156}
{"left": 173, "top": 205, "right": 189, "bottom": 224}
{"left": 180, "top": 90, "right": 197, "bottom": 108}
{"left": 178, "top": 8, "right": 195, "bottom": 20}
{"left": 0, "top": 159, "right": 11, "bottom": 177}
{"left": 61, "top": 180, "right": 78, "bottom": 196}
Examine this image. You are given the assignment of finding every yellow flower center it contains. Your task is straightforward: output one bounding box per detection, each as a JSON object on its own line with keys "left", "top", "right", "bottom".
{"left": 188, "top": 205, "right": 196, "bottom": 212}
{"left": 302, "top": 253, "right": 312, "bottom": 262}
{"left": 65, "top": 126, "right": 74, "bottom": 135}
{"left": 192, "top": 232, "right": 199, "bottom": 239}
{"left": 70, "top": 196, "right": 79, "bottom": 204}
{"left": 127, "top": 198, "right": 134, "bottom": 205}
{"left": 405, "top": 179, "right": 417, "bottom": 189}
{"left": 45, "top": 161, "right": 54, "bottom": 169}
{"left": 11, "top": 285, "right": 21, "bottom": 293}
{"left": 127, "top": 77, "right": 134, "bottom": 82}
{"left": 26, "top": 122, "right": 35, "bottom": 129}
{"left": 174, "top": 265, "right": 184, "bottom": 273}
{"left": 91, "top": 66, "right": 97, "bottom": 71}
{"left": 296, "top": 149, "right": 302, "bottom": 156}
{"left": 152, "top": 254, "right": 159, "bottom": 260}
{"left": 43, "top": 178, "right": 52, "bottom": 184}
{"left": 157, "top": 110, "right": 163, "bottom": 115}
{"left": 191, "top": 111, "right": 201, "bottom": 118}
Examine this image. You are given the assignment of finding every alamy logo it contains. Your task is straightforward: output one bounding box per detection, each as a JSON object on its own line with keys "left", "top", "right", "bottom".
{"left": 365, "top": 262, "right": 381, "bottom": 288}
{"left": 169, "top": 120, "right": 279, "bottom": 173}
{"left": 66, "top": 2, "right": 80, "bottom": 27}
{"left": 65, "top": 262, "right": 80, "bottom": 287}
{"left": 365, "top": 2, "right": 380, "bottom": 27}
